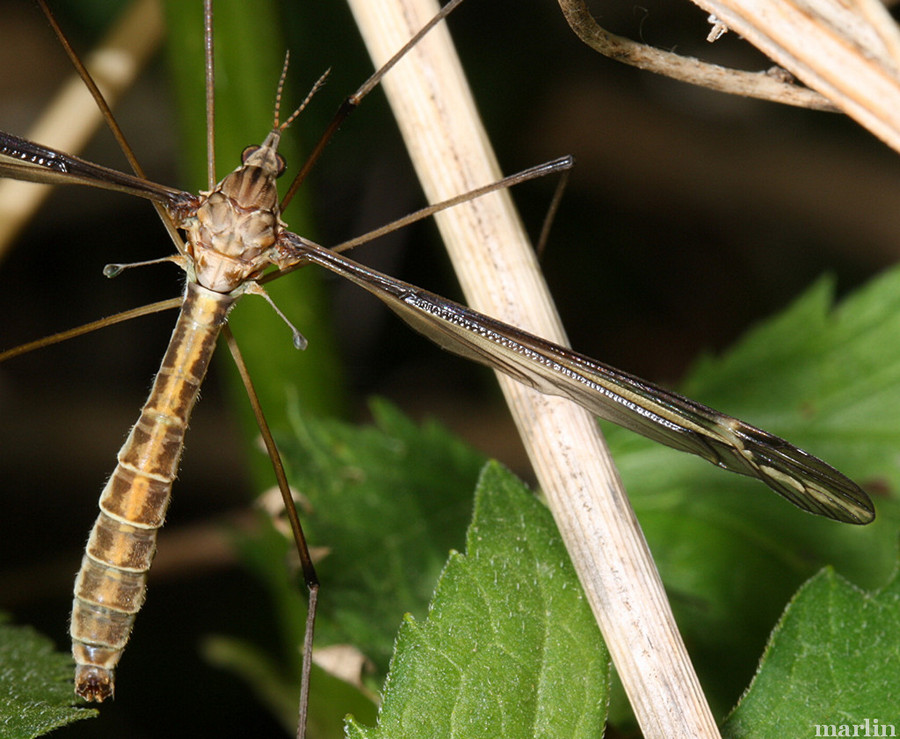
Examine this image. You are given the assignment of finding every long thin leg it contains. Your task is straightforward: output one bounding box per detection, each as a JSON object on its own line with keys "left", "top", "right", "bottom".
{"left": 222, "top": 326, "right": 318, "bottom": 739}
{"left": 280, "top": 0, "right": 467, "bottom": 210}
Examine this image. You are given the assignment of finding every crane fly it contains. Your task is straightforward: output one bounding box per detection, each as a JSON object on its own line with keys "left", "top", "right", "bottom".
{"left": 0, "top": 0, "right": 876, "bottom": 731}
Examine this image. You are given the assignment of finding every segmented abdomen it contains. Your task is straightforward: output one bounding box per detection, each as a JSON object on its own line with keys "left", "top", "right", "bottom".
{"left": 71, "top": 282, "right": 233, "bottom": 701}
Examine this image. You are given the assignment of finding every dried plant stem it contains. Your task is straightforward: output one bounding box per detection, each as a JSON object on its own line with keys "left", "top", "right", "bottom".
{"left": 690, "top": 0, "right": 900, "bottom": 152}
{"left": 557, "top": 0, "right": 836, "bottom": 111}
{"left": 347, "top": 1, "right": 720, "bottom": 736}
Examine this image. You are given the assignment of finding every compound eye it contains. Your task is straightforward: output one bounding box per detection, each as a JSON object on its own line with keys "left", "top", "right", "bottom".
{"left": 241, "top": 145, "right": 260, "bottom": 164}
{"left": 274, "top": 153, "right": 287, "bottom": 178}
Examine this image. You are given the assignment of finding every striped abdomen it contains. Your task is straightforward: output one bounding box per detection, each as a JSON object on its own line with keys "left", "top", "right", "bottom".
{"left": 71, "top": 282, "right": 233, "bottom": 701}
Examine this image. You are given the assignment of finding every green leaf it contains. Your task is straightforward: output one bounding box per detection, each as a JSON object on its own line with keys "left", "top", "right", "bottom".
{"left": 345, "top": 462, "right": 609, "bottom": 739}
{"left": 600, "top": 269, "right": 900, "bottom": 717}
{"left": 223, "top": 403, "right": 608, "bottom": 735}
{"left": 0, "top": 615, "right": 96, "bottom": 737}
{"left": 722, "top": 563, "right": 900, "bottom": 738}
{"left": 211, "top": 399, "right": 486, "bottom": 730}
{"left": 280, "top": 398, "right": 487, "bottom": 674}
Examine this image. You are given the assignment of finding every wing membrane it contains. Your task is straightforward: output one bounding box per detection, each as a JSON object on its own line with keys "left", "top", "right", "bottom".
{"left": 0, "top": 131, "right": 189, "bottom": 205}
{"left": 284, "top": 235, "right": 874, "bottom": 525}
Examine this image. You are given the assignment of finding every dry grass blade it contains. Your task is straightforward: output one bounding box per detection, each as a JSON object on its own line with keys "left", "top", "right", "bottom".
{"left": 348, "top": 0, "right": 720, "bottom": 736}
{"left": 690, "top": 0, "right": 900, "bottom": 152}
{"left": 0, "top": 0, "right": 163, "bottom": 256}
